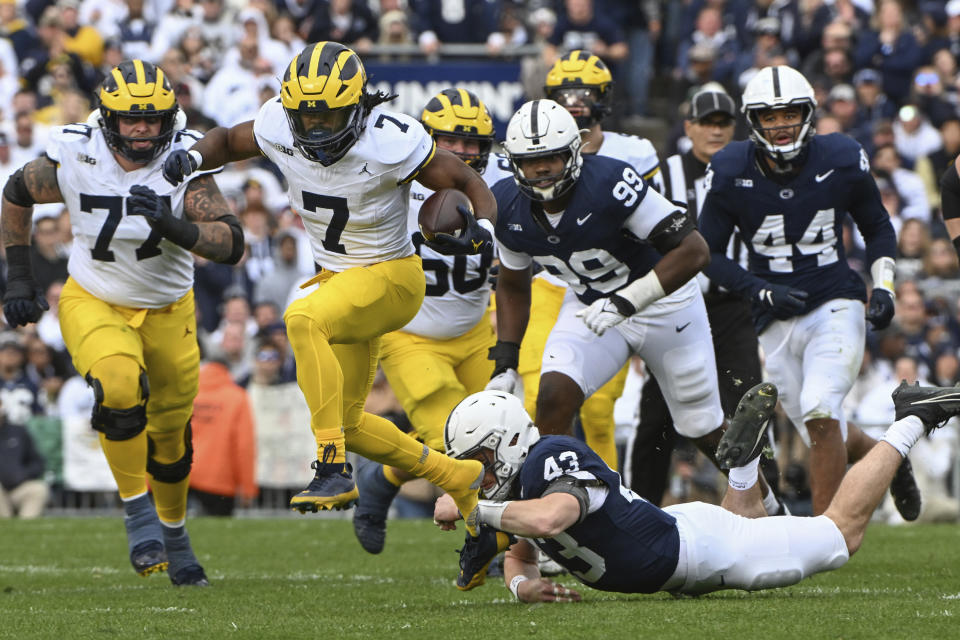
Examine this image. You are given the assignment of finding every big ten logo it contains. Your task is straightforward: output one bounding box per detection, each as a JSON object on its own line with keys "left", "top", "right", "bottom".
{"left": 369, "top": 80, "right": 526, "bottom": 128}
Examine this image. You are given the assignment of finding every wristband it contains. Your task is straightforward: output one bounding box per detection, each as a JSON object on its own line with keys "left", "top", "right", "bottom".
{"left": 477, "top": 499, "right": 509, "bottom": 530}
{"left": 488, "top": 341, "right": 520, "bottom": 376}
{"left": 869, "top": 256, "right": 895, "bottom": 294}
{"left": 509, "top": 574, "right": 529, "bottom": 600}
{"left": 478, "top": 217, "right": 495, "bottom": 236}
{"left": 188, "top": 149, "right": 203, "bottom": 171}
{"left": 616, "top": 269, "right": 665, "bottom": 315}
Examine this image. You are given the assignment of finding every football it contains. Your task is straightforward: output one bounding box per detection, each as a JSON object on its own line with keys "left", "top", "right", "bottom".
{"left": 418, "top": 188, "right": 471, "bottom": 242}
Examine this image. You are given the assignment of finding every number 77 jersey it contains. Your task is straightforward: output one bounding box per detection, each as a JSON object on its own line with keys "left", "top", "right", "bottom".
{"left": 254, "top": 99, "right": 436, "bottom": 271}
{"left": 697, "top": 133, "right": 896, "bottom": 320}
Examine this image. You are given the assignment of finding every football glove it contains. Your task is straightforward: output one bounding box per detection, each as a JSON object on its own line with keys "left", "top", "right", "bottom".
{"left": 485, "top": 368, "right": 523, "bottom": 399}
{"left": 425, "top": 205, "right": 494, "bottom": 256}
{"left": 127, "top": 184, "right": 199, "bottom": 249}
{"left": 576, "top": 295, "right": 635, "bottom": 336}
{"left": 866, "top": 288, "right": 895, "bottom": 330}
{"left": 2, "top": 246, "right": 48, "bottom": 327}
{"left": 163, "top": 149, "right": 199, "bottom": 186}
{"left": 755, "top": 283, "right": 809, "bottom": 319}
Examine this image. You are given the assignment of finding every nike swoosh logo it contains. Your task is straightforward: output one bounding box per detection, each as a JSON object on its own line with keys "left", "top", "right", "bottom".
{"left": 815, "top": 169, "right": 835, "bottom": 182}
{"left": 911, "top": 393, "right": 960, "bottom": 405}
{"left": 830, "top": 307, "right": 845, "bottom": 313}
{"left": 577, "top": 213, "right": 592, "bottom": 225}
{"left": 675, "top": 322, "right": 691, "bottom": 332}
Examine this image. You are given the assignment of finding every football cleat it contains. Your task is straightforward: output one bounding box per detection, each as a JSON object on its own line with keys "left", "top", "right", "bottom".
{"left": 888, "top": 457, "right": 921, "bottom": 522}
{"left": 456, "top": 525, "right": 516, "bottom": 591}
{"left": 716, "top": 382, "right": 779, "bottom": 469}
{"left": 130, "top": 540, "right": 168, "bottom": 577}
{"left": 538, "top": 549, "right": 568, "bottom": 577}
{"left": 290, "top": 446, "right": 360, "bottom": 513}
{"left": 352, "top": 463, "right": 400, "bottom": 554}
{"left": 170, "top": 564, "right": 209, "bottom": 587}
{"left": 892, "top": 381, "right": 960, "bottom": 433}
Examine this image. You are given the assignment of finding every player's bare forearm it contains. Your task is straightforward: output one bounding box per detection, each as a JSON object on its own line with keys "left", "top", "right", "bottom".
{"left": 504, "top": 539, "right": 540, "bottom": 584}
{"left": 183, "top": 174, "right": 240, "bottom": 262}
{"left": 416, "top": 149, "right": 497, "bottom": 222}
{"left": 193, "top": 121, "right": 260, "bottom": 168}
{"left": 495, "top": 265, "right": 532, "bottom": 344}
{"left": 498, "top": 493, "right": 581, "bottom": 538}
{"left": 653, "top": 230, "right": 710, "bottom": 294}
{"left": 2, "top": 157, "right": 63, "bottom": 247}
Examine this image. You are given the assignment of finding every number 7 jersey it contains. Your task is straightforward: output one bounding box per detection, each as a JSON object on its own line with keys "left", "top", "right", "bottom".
{"left": 253, "top": 99, "right": 436, "bottom": 272}
{"left": 48, "top": 123, "right": 219, "bottom": 308}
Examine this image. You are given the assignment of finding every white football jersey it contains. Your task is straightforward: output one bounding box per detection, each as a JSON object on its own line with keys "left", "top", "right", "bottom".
{"left": 254, "top": 100, "right": 435, "bottom": 271}
{"left": 402, "top": 158, "right": 511, "bottom": 339}
{"left": 594, "top": 131, "right": 699, "bottom": 313}
{"left": 48, "top": 124, "right": 217, "bottom": 308}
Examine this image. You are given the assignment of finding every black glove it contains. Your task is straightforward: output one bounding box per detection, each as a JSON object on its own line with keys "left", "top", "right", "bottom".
{"left": 2, "top": 246, "right": 48, "bottom": 327}
{"left": 425, "top": 205, "right": 493, "bottom": 256}
{"left": 163, "top": 149, "right": 198, "bottom": 186}
{"left": 127, "top": 184, "right": 199, "bottom": 249}
{"left": 866, "top": 288, "right": 895, "bottom": 330}
{"left": 755, "top": 283, "right": 809, "bottom": 319}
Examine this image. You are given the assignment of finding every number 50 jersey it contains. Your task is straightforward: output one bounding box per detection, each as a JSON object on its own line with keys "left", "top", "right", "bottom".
{"left": 254, "top": 99, "right": 436, "bottom": 272}
{"left": 48, "top": 123, "right": 218, "bottom": 308}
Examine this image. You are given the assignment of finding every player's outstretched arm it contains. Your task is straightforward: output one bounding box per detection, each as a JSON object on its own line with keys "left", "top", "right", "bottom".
{"left": 504, "top": 538, "right": 581, "bottom": 603}
{"left": 163, "top": 121, "right": 260, "bottom": 185}
{"left": 1, "top": 157, "right": 62, "bottom": 327}
{"left": 493, "top": 263, "right": 532, "bottom": 346}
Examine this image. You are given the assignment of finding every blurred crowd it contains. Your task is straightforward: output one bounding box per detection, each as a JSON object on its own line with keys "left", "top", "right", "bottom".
{"left": 0, "top": 0, "right": 958, "bottom": 521}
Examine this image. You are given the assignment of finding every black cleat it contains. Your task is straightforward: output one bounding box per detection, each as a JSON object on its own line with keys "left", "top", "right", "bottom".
{"left": 889, "top": 457, "right": 921, "bottom": 522}
{"left": 130, "top": 540, "right": 168, "bottom": 577}
{"left": 352, "top": 463, "right": 400, "bottom": 554}
{"left": 892, "top": 381, "right": 960, "bottom": 433}
{"left": 170, "top": 564, "right": 209, "bottom": 587}
{"left": 716, "top": 382, "right": 779, "bottom": 469}
{"left": 456, "top": 525, "right": 516, "bottom": 591}
{"left": 290, "top": 445, "right": 359, "bottom": 513}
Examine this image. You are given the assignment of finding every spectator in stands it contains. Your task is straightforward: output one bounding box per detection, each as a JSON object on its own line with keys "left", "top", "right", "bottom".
{"left": 271, "top": 12, "right": 306, "bottom": 64}
{"left": 894, "top": 103, "right": 943, "bottom": 168}
{"left": 178, "top": 24, "right": 217, "bottom": 83}
{"left": 150, "top": 0, "right": 202, "bottom": 64}
{"left": 735, "top": 16, "right": 793, "bottom": 90}
{"left": 413, "top": 0, "right": 501, "bottom": 57}
{"left": 304, "top": 0, "right": 378, "bottom": 54}
{"left": 825, "top": 83, "right": 861, "bottom": 136}
{"left": 0, "top": 0, "right": 41, "bottom": 64}
{"left": 117, "top": 0, "right": 155, "bottom": 62}
{"left": 675, "top": 4, "right": 738, "bottom": 90}
{"left": 29, "top": 214, "right": 68, "bottom": 294}
{"left": 197, "top": 0, "right": 233, "bottom": 58}
{"left": 59, "top": 0, "right": 103, "bottom": 67}
{"left": 896, "top": 218, "right": 931, "bottom": 282}
{"left": 0, "top": 332, "right": 42, "bottom": 429}
{"left": 24, "top": 335, "right": 66, "bottom": 414}
{"left": 928, "top": 117, "right": 960, "bottom": 180}
{"left": 204, "top": 34, "right": 273, "bottom": 127}
{"left": 0, "top": 396, "right": 48, "bottom": 519}
{"left": 602, "top": 0, "right": 660, "bottom": 120}
{"left": 919, "top": 238, "right": 960, "bottom": 304}
{"left": 855, "top": 0, "right": 924, "bottom": 106}
{"left": 909, "top": 66, "right": 956, "bottom": 130}
{"left": 800, "top": 19, "right": 854, "bottom": 83}
{"left": 248, "top": 339, "right": 283, "bottom": 386}
{"left": 873, "top": 143, "right": 931, "bottom": 222}
{"left": 0, "top": 132, "right": 16, "bottom": 188}
{"left": 189, "top": 358, "right": 257, "bottom": 515}
{"left": 853, "top": 68, "right": 896, "bottom": 145}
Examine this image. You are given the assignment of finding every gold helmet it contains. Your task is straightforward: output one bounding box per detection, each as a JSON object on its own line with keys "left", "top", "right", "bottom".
{"left": 421, "top": 88, "right": 495, "bottom": 172}
{"left": 98, "top": 59, "right": 179, "bottom": 163}
{"left": 544, "top": 50, "right": 614, "bottom": 128}
{"left": 281, "top": 41, "right": 367, "bottom": 166}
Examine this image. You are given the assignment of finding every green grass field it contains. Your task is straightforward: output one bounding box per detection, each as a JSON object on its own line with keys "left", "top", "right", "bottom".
{"left": 1, "top": 517, "right": 957, "bottom": 640}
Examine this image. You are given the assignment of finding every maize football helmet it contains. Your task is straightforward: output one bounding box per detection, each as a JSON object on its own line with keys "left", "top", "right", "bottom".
{"left": 98, "top": 59, "right": 180, "bottom": 163}
{"left": 544, "top": 50, "right": 613, "bottom": 128}
{"left": 741, "top": 65, "right": 817, "bottom": 164}
{"left": 421, "top": 88, "right": 495, "bottom": 173}
{"left": 444, "top": 390, "right": 540, "bottom": 501}
{"left": 503, "top": 99, "right": 583, "bottom": 202}
{"left": 281, "top": 42, "right": 367, "bottom": 166}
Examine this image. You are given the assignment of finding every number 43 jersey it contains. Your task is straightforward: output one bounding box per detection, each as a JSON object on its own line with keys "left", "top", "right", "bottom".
{"left": 519, "top": 435, "right": 680, "bottom": 593}
{"left": 254, "top": 99, "right": 435, "bottom": 272}
{"left": 47, "top": 123, "right": 219, "bottom": 308}
{"left": 492, "top": 154, "right": 683, "bottom": 307}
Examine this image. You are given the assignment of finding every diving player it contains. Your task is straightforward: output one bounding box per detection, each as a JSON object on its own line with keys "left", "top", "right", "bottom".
{"left": 434, "top": 382, "right": 959, "bottom": 601}
{"left": 1, "top": 60, "right": 244, "bottom": 585}
{"left": 698, "top": 65, "right": 898, "bottom": 515}
{"left": 161, "top": 42, "right": 493, "bottom": 535}
{"left": 353, "top": 88, "right": 511, "bottom": 554}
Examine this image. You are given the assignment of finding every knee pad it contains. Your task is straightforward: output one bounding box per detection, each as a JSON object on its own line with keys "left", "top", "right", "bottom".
{"left": 147, "top": 421, "right": 193, "bottom": 483}
{"left": 744, "top": 566, "right": 803, "bottom": 591}
{"left": 86, "top": 371, "right": 150, "bottom": 441}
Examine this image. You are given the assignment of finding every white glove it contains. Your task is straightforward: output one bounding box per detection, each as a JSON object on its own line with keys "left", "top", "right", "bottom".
{"left": 576, "top": 297, "right": 629, "bottom": 336}
{"left": 485, "top": 368, "right": 524, "bottom": 401}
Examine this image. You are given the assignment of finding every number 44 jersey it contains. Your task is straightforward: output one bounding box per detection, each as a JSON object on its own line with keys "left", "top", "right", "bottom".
{"left": 48, "top": 123, "right": 219, "bottom": 308}
{"left": 254, "top": 99, "right": 436, "bottom": 272}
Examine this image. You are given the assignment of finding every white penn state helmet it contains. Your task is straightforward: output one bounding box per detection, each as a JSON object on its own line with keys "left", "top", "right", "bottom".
{"left": 503, "top": 99, "right": 583, "bottom": 201}
{"left": 741, "top": 65, "right": 817, "bottom": 162}
{"left": 444, "top": 390, "right": 540, "bottom": 501}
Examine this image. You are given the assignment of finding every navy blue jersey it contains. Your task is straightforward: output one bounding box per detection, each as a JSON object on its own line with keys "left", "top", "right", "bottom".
{"left": 492, "top": 154, "right": 672, "bottom": 305}
{"left": 698, "top": 134, "right": 896, "bottom": 331}
{"left": 518, "top": 436, "right": 680, "bottom": 593}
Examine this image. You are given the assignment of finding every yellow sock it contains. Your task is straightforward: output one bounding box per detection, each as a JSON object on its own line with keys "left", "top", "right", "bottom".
{"left": 286, "top": 313, "right": 346, "bottom": 463}
{"left": 382, "top": 466, "right": 405, "bottom": 487}
{"left": 98, "top": 432, "right": 149, "bottom": 499}
{"left": 346, "top": 412, "right": 482, "bottom": 535}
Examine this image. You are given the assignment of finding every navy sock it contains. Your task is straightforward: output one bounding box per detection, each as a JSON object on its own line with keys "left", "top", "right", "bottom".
{"left": 161, "top": 523, "right": 200, "bottom": 574}
{"left": 123, "top": 494, "right": 162, "bottom": 552}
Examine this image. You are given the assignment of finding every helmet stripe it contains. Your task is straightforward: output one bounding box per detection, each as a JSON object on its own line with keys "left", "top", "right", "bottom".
{"left": 308, "top": 42, "right": 325, "bottom": 81}
{"left": 772, "top": 66, "right": 781, "bottom": 98}
{"left": 530, "top": 99, "right": 540, "bottom": 145}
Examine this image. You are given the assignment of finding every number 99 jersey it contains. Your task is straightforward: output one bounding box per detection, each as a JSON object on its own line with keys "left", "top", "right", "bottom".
{"left": 254, "top": 99, "right": 436, "bottom": 272}
{"left": 48, "top": 123, "right": 218, "bottom": 308}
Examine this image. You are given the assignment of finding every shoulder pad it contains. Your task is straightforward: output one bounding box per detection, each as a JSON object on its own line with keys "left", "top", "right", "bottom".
{"left": 708, "top": 140, "right": 754, "bottom": 178}
{"left": 364, "top": 109, "right": 430, "bottom": 165}
{"left": 814, "top": 133, "right": 869, "bottom": 171}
